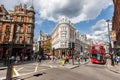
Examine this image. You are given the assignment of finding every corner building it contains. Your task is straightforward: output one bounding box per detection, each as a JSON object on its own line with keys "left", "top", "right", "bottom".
{"left": 0, "top": 4, "right": 35, "bottom": 60}
{"left": 52, "top": 17, "right": 75, "bottom": 58}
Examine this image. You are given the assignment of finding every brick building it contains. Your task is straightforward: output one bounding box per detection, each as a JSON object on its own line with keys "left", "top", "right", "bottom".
{"left": 0, "top": 4, "right": 35, "bottom": 60}
{"left": 38, "top": 33, "right": 52, "bottom": 56}
{"left": 112, "top": 0, "right": 120, "bottom": 47}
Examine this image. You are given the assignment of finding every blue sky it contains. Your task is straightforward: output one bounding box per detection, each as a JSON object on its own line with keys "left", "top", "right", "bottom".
{"left": 0, "top": 0, "right": 114, "bottom": 42}
{"left": 75, "top": 5, "right": 114, "bottom": 34}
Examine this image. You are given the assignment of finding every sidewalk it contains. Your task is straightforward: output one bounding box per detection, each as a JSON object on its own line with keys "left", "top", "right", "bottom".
{"left": 0, "top": 61, "right": 35, "bottom": 70}
{"left": 0, "top": 62, "right": 7, "bottom": 70}
{"left": 106, "top": 59, "right": 120, "bottom": 74}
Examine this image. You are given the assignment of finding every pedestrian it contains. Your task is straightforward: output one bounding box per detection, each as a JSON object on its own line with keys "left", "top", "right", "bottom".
{"left": 65, "top": 55, "right": 70, "bottom": 64}
{"left": 115, "top": 55, "right": 119, "bottom": 65}
{"left": 36, "top": 55, "right": 41, "bottom": 62}
{"left": 16, "top": 55, "right": 20, "bottom": 63}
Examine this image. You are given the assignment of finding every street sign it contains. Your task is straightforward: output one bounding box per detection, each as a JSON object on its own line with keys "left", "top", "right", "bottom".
{"left": 110, "top": 31, "right": 116, "bottom": 41}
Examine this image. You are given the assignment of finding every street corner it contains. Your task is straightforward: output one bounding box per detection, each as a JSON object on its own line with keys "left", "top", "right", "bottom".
{"left": 106, "top": 63, "right": 120, "bottom": 74}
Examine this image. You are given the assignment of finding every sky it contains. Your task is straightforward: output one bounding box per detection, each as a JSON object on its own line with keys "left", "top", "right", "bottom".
{"left": 0, "top": 0, "right": 114, "bottom": 42}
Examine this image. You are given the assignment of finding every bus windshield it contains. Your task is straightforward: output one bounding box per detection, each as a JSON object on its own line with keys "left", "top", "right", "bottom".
{"left": 92, "top": 54, "right": 103, "bottom": 61}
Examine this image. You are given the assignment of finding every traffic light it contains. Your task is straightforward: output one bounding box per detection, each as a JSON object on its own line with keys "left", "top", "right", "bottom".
{"left": 72, "top": 42, "right": 75, "bottom": 50}
{"left": 68, "top": 42, "right": 71, "bottom": 49}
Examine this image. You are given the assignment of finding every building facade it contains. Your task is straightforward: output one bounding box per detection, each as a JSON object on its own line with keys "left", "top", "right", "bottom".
{"left": 0, "top": 4, "right": 35, "bottom": 60}
{"left": 38, "top": 33, "right": 52, "bottom": 56}
{"left": 52, "top": 16, "right": 93, "bottom": 58}
{"left": 52, "top": 17, "right": 76, "bottom": 57}
{"left": 112, "top": 0, "right": 120, "bottom": 47}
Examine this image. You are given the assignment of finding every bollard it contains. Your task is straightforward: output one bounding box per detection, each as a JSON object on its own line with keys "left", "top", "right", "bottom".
{"left": 61, "top": 59, "right": 65, "bottom": 66}
{"left": 6, "top": 58, "right": 14, "bottom": 80}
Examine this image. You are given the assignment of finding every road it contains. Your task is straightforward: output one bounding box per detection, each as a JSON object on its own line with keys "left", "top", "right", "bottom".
{"left": 0, "top": 62, "right": 52, "bottom": 80}
{"left": 22, "top": 63, "right": 120, "bottom": 80}
{"left": 0, "top": 61, "right": 120, "bottom": 80}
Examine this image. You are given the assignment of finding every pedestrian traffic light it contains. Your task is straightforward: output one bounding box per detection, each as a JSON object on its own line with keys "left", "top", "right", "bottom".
{"left": 68, "top": 42, "right": 71, "bottom": 49}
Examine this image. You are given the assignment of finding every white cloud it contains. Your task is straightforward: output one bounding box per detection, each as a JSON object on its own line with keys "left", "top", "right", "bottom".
{"left": 38, "top": 0, "right": 113, "bottom": 23}
{"left": 0, "top": 0, "right": 32, "bottom": 10}
{"left": 0, "top": 0, "right": 113, "bottom": 23}
{"left": 87, "top": 19, "right": 112, "bottom": 42}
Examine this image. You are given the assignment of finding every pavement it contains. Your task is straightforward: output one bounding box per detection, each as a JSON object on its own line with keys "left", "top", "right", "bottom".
{"left": 0, "top": 61, "right": 36, "bottom": 70}
{"left": 0, "top": 62, "right": 7, "bottom": 70}
{"left": 106, "top": 59, "right": 120, "bottom": 74}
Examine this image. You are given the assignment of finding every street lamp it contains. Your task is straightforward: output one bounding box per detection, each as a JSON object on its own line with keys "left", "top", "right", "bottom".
{"left": 106, "top": 19, "right": 114, "bottom": 66}
{"left": 6, "top": 14, "right": 16, "bottom": 80}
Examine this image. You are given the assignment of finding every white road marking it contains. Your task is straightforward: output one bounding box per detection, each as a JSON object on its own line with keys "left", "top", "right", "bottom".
{"left": 0, "top": 67, "right": 52, "bottom": 80}
{"left": 13, "top": 67, "right": 20, "bottom": 76}
{"left": 17, "top": 67, "right": 24, "bottom": 71}
{"left": 34, "top": 63, "right": 39, "bottom": 72}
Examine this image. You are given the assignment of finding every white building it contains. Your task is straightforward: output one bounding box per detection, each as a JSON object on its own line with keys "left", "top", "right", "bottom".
{"left": 52, "top": 16, "right": 76, "bottom": 57}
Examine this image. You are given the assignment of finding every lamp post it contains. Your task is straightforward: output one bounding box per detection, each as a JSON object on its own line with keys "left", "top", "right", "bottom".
{"left": 106, "top": 19, "right": 114, "bottom": 66}
{"left": 6, "top": 14, "right": 16, "bottom": 80}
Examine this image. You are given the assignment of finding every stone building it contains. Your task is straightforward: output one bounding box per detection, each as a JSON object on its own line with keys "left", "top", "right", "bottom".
{"left": 51, "top": 16, "right": 93, "bottom": 58}
{"left": 0, "top": 4, "right": 35, "bottom": 60}
{"left": 112, "top": 0, "right": 120, "bottom": 47}
{"left": 52, "top": 16, "right": 76, "bottom": 57}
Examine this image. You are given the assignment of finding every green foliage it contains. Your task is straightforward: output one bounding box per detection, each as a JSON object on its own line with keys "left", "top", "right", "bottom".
{"left": 43, "top": 40, "right": 52, "bottom": 53}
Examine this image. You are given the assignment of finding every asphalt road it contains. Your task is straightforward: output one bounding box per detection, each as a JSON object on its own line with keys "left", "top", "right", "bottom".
{"left": 0, "top": 62, "right": 51, "bottom": 80}
{"left": 1, "top": 61, "right": 120, "bottom": 80}
{"left": 17, "top": 62, "right": 120, "bottom": 80}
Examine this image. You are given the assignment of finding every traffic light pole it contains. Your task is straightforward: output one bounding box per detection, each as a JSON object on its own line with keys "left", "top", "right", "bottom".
{"left": 68, "top": 42, "right": 75, "bottom": 65}
{"left": 72, "top": 49, "right": 74, "bottom": 65}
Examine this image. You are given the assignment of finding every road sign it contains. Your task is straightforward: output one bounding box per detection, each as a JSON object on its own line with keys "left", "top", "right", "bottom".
{"left": 110, "top": 31, "right": 116, "bottom": 41}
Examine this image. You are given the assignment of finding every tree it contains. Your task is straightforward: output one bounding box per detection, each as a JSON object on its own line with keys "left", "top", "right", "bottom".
{"left": 43, "top": 40, "right": 52, "bottom": 53}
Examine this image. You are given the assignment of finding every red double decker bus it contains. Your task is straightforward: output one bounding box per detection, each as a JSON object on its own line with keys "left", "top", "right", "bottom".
{"left": 90, "top": 44, "right": 106, "bottom": 64}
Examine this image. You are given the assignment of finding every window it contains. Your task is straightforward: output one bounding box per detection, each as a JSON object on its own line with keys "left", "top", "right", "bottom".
{"left": 24, "top": 17, "right": 27, "bottom": 22}
{"left": 20, "top": 37, "right": 22, "bottom": 44}
{"left": 28, "top": 26, "right": 31, "bottom": 33}
{"left": 16, "top": 26, "right": 20, "bottom": 32}
{"left": 21, "top": 17, "right": 24, "bottom": 22}
{"left": 27, "top": 37, "right": 31, "bottom": 44}
{"left": 20, "top": 27, "right": 23, "bottom": 33}
{"left": 0, "top": 16, "right": 2, "bottom": 21}
{"left": 61, "top": 42, "right": 66, "bottom": 47}
{"left": 61, "top": 31, "right": 67, "bottom": 39}
{"left": 15, "top": 37, "right": 20, "bottom": 43}
{"left": 61, "top": 26, "right": 66, "bottom": 31}
{"left": 29, "top": 17, "right": 33, "bottom": 22}
{"left": 17, "top": 16, "right": 21, "bottom": 22}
